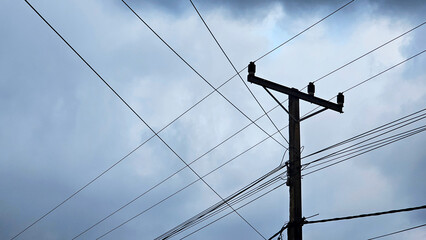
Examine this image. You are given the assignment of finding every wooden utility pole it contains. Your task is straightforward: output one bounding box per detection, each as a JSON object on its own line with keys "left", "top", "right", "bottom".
{"left": 247, "top": 62, "right": 344, "bottom": 240}
{"left": 288, "top": 95, "right": 302, "bottom": 239}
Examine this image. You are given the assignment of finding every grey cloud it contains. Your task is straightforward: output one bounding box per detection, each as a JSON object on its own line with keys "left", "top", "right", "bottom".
{"left": 126, "top": 0, "right": 426, "bottom": 20}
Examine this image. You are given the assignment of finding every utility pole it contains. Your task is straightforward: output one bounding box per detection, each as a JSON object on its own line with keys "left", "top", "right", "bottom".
{"left": 247, "top": 62, "right": 344, "bottom": 240}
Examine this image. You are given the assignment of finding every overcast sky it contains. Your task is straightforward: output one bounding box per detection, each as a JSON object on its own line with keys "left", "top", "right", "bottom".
{"left": 1, "top": 0, "right": 425, "bottom": 239}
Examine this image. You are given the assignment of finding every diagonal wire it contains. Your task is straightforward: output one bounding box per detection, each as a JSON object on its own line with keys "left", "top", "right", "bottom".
{"left": 301, "top": 108, "right": 426, "bottom": 160}
{"left": 180, "top": 182, "right": 287, "bottom": 240}
{"left": 121, "top": 0, "right": 286, "bottom": 150}
{"left": 254, "top": 0, "right": 357, "bottom": 62}
{"left": 180, "top": 122, "right": 426, "bottom": 239}
{"left": 154, "top": 166, "right": 285, "bottom": 240}
{"left": 343, "top": 50, "right": 425, "bottom": 93}
{"left": 16, "top": 1, "right": 422, "bottom": 238}
{"left": 302, "top": 116, "right": 426, "bottom": 169}
{"left": 303, "top": 125, "right": 426, "bottom": 173}
{"left": 297, "top": 49, "right": 426, "bottom": 123}
{"left": 368, "top": 223, "right": 426, "bottom": 240}
{"left": 311, "top": 21, "right": 425, "bottom": 84}
{"left": 302, "top": 127, "right": 426, "bottom": 176}
{"left": 159, "top": 107, "right": 426, "bottom": 239}
{"left": 23, "top": 1, "right": 263, "bottom": 240}
{"left": 72, "top": 122, "right": 277, "bottom": 239}
{"left": 189, "top": 0, "right": 289, "bottom": 145}
{"left": 304, "top": 205, "right": 426, "bottom": 224}
{"left": 77, "top": 45, "right": 426, "bottom": 239}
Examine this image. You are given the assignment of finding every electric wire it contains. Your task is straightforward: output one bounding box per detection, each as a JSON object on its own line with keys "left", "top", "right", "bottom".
{"left": 79, "top": 0, "right": 367, "bottom": 237}
{"left": 173, "top": 110, "right": 426, "bottom": 238}
{"left": 343, "top": 50, "right": 425, "bottom": 93}
{"left": 298, "top": 49, "right": 426, "bottom": 121}
{"left": 302, "top": 114, "right": 426, "bottom": 168}
{"left": 154, "top": 120, "right": 426, "bottom": 238}
{"left": 301, "top": 108, "right": 426, "bottom": 160}
{"left": 18, "top": 1, "right": 423, "bottom": 238}
{"left": 302, "top": 126, "right": 426, "bottom": 176}
{"left": 268, "top": 223, "right": 289, "bottom": 240}
{"left": 253, "top": 0, "right": 357, "bottom": 62}
{"left": 303, "top": 125, "right": 426, "bottom": 171}
{"left": 100, "top": 166, "right": 285, "bottom": 240}
{"left": 367, "top": 223, "right": 426, "bottom": 240}
{"left": 23, "top": 1, "right": 262, "bottom": 240}
{"left": 180, "top": 183, "right": 286, "bottom": 240}
{"left": 311, "top": 21, "right": 425, "bottom": 85}
{"left": 90, "top": 51, "right": 425, "bottom": 238}
{"left": 184, "top": 125, "right": 425, "bottom": 237}
{"left": 27, "top": 7, "right": 422, "bottom": 235}
{"left": 299, "top": 108, "right": 426, "bottom": 170}
{"left": 97, "top": 29, "right": 424, "bottom": 240}
{"left": 121, "top": 0, "right": 286, "bottom": 150}
{"left": 72, "top": 126, "right": 278, "bottom": 239}
{"left": 189, "top": 0, "right": 289, "bottom": 145}
{"left": 178, "top": 123, "right": 425, "bottom": 239}
{"left": 160, "top": 176, "right": 284, "bottom": 239}
{"left": 107, "top": 111, "right": 425, "bottom": 238}
{"left": 304, "top": 205, "right": 426, "bottom": 224}
{"left": 162, "top": 124, "right": 425, "bottom": 239}
{"left": 148, "top": 166, "right": 285, "bottom": 239}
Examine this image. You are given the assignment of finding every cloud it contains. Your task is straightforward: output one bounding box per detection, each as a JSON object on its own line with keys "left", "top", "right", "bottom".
{"left": 1, "top": 0, "right": 425, "bottom": 239}
{"left": 128, "top": 0, "right": 426, "bottom": 21}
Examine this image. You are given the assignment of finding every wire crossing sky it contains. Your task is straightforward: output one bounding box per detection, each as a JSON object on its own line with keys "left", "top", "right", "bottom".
{"left": 0, "top": 0, "right": 425, "bottom": 239}
{"left": 11, "top": 0, "right": 364, "bottom": 237}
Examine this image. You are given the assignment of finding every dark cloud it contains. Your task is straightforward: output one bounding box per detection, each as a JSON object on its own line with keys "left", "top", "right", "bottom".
{"left": 125, "top": 0, "right": 425, "bottom": 19}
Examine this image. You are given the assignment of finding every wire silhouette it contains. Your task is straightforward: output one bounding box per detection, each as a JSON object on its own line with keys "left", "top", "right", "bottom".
{"left": 162, "top": 111, "right": 426, "bottom": 238}
{"left": 189, "top": 0, "right": 289, "bottom": 145}
{"left": 76, "top": 49, "right": 425, "bottom": 238}
{"left": 16, "top": 0, "right": 423, "bottom": 238}
{"left": 368, "top": 223, "right": 426, "bottom": 240}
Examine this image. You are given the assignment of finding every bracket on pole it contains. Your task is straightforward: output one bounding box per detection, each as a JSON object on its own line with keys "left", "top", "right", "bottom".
{"left": 247, "top": 62, "right": 344, "bottom": 114}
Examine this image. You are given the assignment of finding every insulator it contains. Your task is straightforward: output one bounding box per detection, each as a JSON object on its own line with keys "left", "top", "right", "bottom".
{"left": 308, "top": 82, "right": 315, "bottom": 96}
{"left": 248, "top": 62, "right": 256, "bottom": 76}
{"left": 337, "top": 92, "right": 344, "bottom": 105}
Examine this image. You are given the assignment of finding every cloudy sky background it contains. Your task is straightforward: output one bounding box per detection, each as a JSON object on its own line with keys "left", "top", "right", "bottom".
{"left": 1, "top": 0, "right": 425, "bottom": 239}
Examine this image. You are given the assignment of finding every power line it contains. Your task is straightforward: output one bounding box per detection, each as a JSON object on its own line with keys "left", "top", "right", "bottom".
{"left": 121, "top": 0, "right": 286, "bottom": 150}
{"left": 164, "top": 177, "right": 283, "bottom": 239}
{"left": 299, "top": 49, "right": 426, "bottom": 120}
{"left": 154, "top": 166, "right": 285, "bottom": 239}
{"left": 72, "top": 126, "right": 277, "bottom": 239}
{"left": 84, "top": 53, "right": 426, "bottom": 238}
{"left": 22, "top": 2, "right": 260, "bottom": 240}
{"left": 154, "top": 109, "right": 425, "bottom": 239}
{"left": 304, "top": 125, "right": 426, "bottom": 171}
{"left": 368, "top": 223, "right": 426, "bottom": 240}
{"left": 342, "top": 50, "right": 425, "bottom": 93}
{"left": 268, "top": 223, "right": 288, "bottom": 240}
{"left": 254, "top": 0, "right": 357, "bottom": 62}
{"left": 166, "top": 124, "right": 424, "bottom": 239}
{"left": 18, "top": 1, "right": 423, "bottom": 238}
{"left": 311, "top": 21, "right": 425, "bottom": 84}
{"left": 302, "top": 126, "right": 426, "bottom": 176}
{"left": 189, "top": 0, "right": 289, "bottom": 145}
{"left": 304, "top": 205, "right": 426, "bottom": 224}
{"left": 301, "top": 108, "right": 426, "bottom": 160}
{"left": 14, "top": 1, "right": 364, "bottom": 236}
{"left": 302, "top": 114, "right": 426, "bottom": 168}
{"left": 180, "top": 183, "right": 287, "bottom": 240}
{"left": 173, "top": 110, "right": 426, "bottom": 238}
